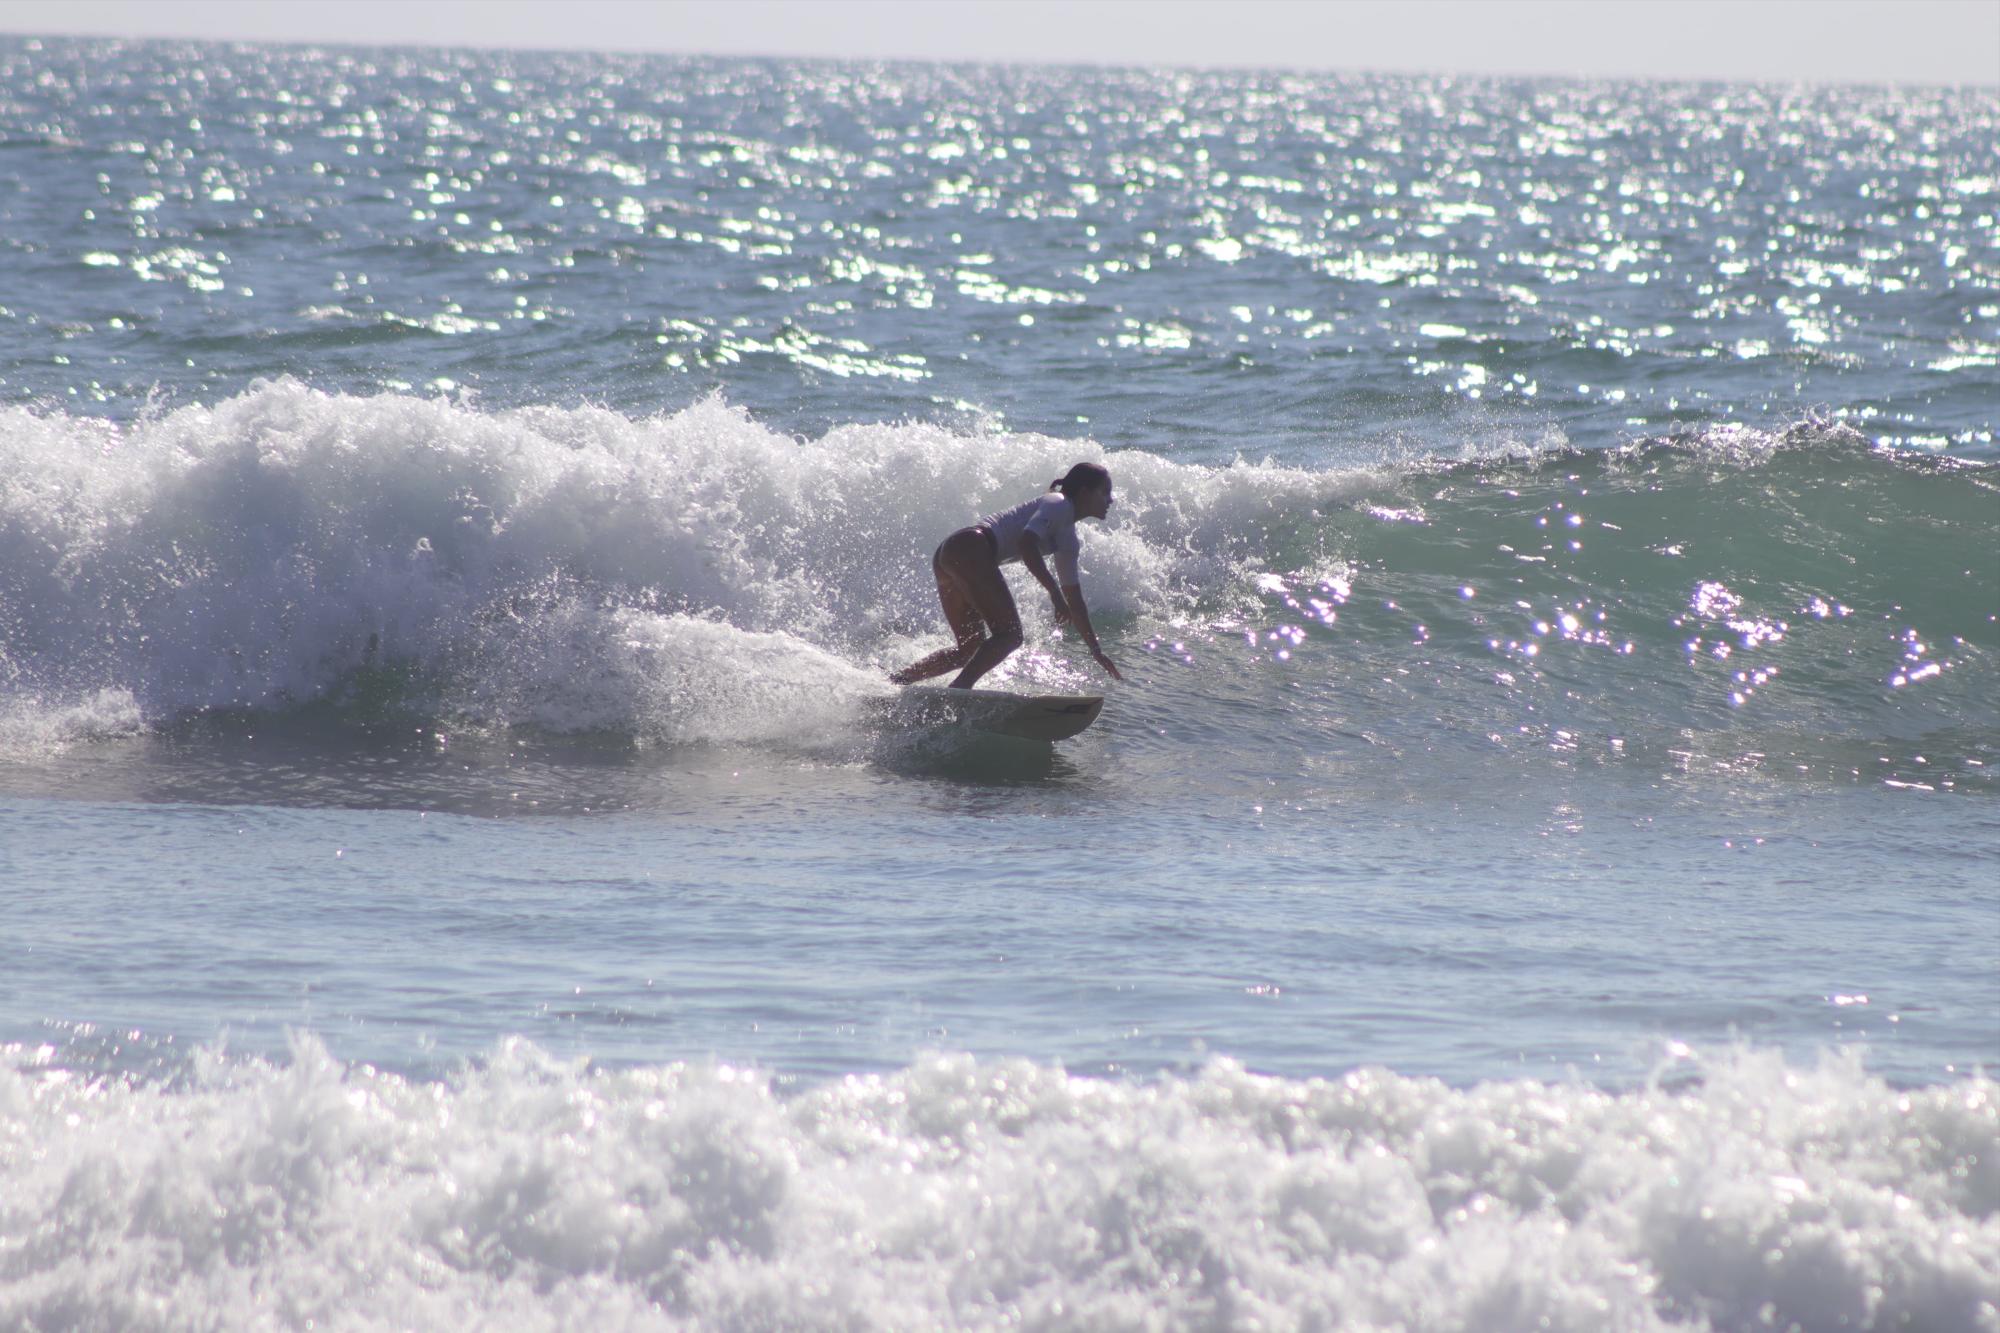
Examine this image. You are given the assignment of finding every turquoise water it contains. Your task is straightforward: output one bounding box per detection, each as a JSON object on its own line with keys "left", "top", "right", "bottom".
{"left": 1, "top": 38, "right": 1995, "bottom": 1330}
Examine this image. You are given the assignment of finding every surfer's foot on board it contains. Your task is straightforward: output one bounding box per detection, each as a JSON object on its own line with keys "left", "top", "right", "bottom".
{"left": 892, "top": 632, "right": 1010, "bottom": 688}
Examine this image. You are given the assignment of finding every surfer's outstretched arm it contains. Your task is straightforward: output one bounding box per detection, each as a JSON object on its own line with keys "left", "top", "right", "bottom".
{"left": 1060, "top": 581, "right": 1124, "bottom": 682}
{"left": 1018, "top": 545, "right": 1070, "bottom": 623}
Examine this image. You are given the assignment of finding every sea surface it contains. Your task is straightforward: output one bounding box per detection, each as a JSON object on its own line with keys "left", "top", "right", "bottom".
{"left": 1, "top": 36, "right": 1996, "bottom": 1330}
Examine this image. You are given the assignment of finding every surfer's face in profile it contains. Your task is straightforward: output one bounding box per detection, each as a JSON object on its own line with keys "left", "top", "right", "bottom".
{"left": 1074, "top": 481, "right": 1114, "bottom": 521}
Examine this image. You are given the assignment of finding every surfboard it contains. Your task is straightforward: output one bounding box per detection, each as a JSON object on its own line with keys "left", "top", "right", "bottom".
{"left": 883, "top": 686, "right": 1104, "bottom": 741}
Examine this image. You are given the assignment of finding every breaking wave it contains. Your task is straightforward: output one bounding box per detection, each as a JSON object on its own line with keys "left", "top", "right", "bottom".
{"left": 1, "top": 383, "right": 1992, "bottom": 777}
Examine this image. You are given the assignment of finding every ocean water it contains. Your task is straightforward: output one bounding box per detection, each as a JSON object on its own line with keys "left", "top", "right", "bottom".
{"left": 1, "top": 36, "right": 1996, "bottom": 1330}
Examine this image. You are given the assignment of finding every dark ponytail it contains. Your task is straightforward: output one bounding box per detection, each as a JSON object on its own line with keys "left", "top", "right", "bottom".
{"left": 1049, "top": 461, "right": 1111, "bottom": 499}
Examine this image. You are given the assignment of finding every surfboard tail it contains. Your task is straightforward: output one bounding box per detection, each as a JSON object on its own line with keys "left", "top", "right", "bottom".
{"left": 880, "top": 687, "right": 1104, "bottom": 742}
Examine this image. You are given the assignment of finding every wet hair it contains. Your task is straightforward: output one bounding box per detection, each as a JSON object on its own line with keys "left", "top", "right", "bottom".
{"left": 1049, "top": 462, "right": 1111, "bottom": 499}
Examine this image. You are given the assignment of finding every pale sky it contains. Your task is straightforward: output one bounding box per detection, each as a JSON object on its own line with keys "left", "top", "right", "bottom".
{"left": 3, "top": 0, "right": 1996, "bottom": 86}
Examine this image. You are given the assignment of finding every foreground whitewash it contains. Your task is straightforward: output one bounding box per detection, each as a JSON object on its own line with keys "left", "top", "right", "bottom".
{"left": 3, "top": 1038, "right": 1994, "bottom": 1331}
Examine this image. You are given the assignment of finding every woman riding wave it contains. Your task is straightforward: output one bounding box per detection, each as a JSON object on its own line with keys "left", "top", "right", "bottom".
{"left": 890, "top": 462, "right": 1124, "bottom": 690}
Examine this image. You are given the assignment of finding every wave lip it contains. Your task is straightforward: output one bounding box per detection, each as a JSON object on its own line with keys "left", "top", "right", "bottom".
{"left": 0, "top": 381, "right": 927, "bottom": 750}
{"left": 2, "top": 1037, "right": 1994, "bottom": 1330}
{"left": 0, "top": 379, "right": 1339, "bottom": 751}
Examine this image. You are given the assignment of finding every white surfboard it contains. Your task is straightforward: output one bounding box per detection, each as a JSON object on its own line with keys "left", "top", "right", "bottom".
{"left": 883, "top": 686, "right": 1104, "bottom": 741}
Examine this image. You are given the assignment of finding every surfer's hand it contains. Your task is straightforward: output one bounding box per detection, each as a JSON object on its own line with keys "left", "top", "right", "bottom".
{"left": 1093, "top": 648, "right": 1124, "bottom": 681}
{"left": 1051, "top": 596, "right": 1072, "bottom": 626}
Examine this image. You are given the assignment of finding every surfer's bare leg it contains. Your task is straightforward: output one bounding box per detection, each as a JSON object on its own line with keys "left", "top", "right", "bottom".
{"left": 948, "top": 632, "right": 1019, "bottom": 688}
{"left": 890, "top": 583, "right": 983, "bottom": 683}
{"left": 890, "top": 647, "right": 970, "bottom": 685}
{"left": 946, "top": 548, "right": 1021, "bottom": 688}
{"left": 890, "top": 528, "right": 1021, "bottom": 686}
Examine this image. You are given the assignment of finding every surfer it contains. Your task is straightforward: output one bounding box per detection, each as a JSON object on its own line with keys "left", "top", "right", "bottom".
{"left": 891, "top": 462, "right": 1126, "bottom": 689}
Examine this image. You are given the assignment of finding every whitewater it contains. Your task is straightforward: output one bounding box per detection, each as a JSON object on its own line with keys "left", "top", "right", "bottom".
{"left": 5, "top": 1039, "right": 1995, "bottom": 1330}
{"left": 2, "top": 36, "right": 1997, "bottom": 1332}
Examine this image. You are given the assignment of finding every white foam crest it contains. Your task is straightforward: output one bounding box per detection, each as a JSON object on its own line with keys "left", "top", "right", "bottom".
{"left": 457, "top": 602, "right": 882, "bottom": 744}
{"left": 0, "top": 688, "right": 144, "bottom": 757}
{"left": 0, "top": 384, "right": 1374, "bottom": 749}
{"left": 2, "top": 1038, "right": 1992, "bottom": 1331}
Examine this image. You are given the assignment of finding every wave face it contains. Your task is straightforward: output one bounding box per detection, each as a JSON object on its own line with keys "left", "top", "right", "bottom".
{"left": 1254, "top": 422, "right": 2000, "bottom": 787}
{"left": 2, "top": 1039, "right": 1994, "bottom": 1331}
{"left": 1, "top": 384, "right": 1993, "bottom": 782}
